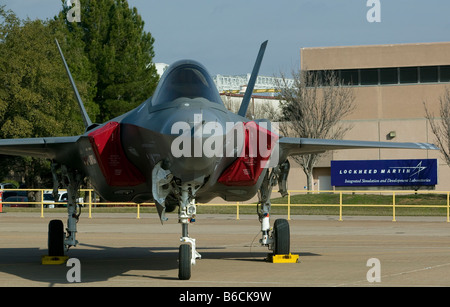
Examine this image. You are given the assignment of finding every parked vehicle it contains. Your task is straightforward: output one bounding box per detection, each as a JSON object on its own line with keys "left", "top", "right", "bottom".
{"left": 43, "top": 192, "right": 56, "bottom": 208}
{"left": 0, "top": 183, "right": 27, "bottom": 203}
{"left": 0, "top": 183, "right": 16, "bottom": 189}
{"left": 2, "top": 196, "right": 30, "bottom": 207}
{"left": 43, "top": 190, "right": 84, "bottom": 208}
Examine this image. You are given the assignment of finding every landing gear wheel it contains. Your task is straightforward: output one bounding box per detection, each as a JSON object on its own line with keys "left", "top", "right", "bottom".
{"left": 48, "top": 219, "right": 64, "bottom": 256}
{"left": 273, "top": 219, "right": 290, "bottom": 255}
{"left": 178, "top": 244, "right": 192, "bottom": 280}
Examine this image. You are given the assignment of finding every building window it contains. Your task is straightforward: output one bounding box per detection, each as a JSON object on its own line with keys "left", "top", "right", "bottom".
{"left": 440, "top": 66, "right": 450, "bottom": 82}
{"left": 360, "top": 68, "right": 379, "bottom": 85}
{"left": 340, "top": 69, "right": 359, "bottom": 85}
{"left": 400, "top": 67, "right": 418, "bottom": 84}
{"left": 380, "top": 68, "right": 398, "bottom": 85}
{"left": 420, "top": 66, "right": 438, "bottom": 83}
{"left": 309, "top": 70, "right": 327, "bottom": 86}
{"left": 307, "top": 65, "right": 450, "bottom": 87}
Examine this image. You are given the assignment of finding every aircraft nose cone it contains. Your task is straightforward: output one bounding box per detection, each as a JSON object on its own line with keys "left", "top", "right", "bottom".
{"left": 159, "top": 103, "right": 229, "bottom": 182}
{"left": 160, "top": 103, "right": 224, "bottom": 134}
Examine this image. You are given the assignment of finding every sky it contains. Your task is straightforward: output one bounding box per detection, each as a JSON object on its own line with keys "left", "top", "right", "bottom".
{"left": 2, "top": 0, "right": 450, "bottom": 76}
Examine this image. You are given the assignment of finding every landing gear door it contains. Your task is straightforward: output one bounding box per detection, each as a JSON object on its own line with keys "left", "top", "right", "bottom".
{"left": 277, "top": 160, "right": 290, "bottom": 197}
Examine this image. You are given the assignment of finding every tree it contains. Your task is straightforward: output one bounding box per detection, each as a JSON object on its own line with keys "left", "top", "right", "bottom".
{"left": 424, "top": 87, "right": 450, "bottom": 166}
{"left": 0, "top": 7, "right": 92, "bottom": 187}
{"left": 276, "top": 70, "right": 355, "bottom": 191}
{"left": 57, "top": 0, "right": 159, "bottom": 122}
{"left": 0, "top": 1, "right": 159, "bottom": 187}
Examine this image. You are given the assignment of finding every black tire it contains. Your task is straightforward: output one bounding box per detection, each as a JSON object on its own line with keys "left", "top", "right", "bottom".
{"left": 178, "top": 244, "right": 192, "bottom": 280}
{"left": 48, "top": 219, "right": 64, "bottom": 256}
{"left": 273, "top": 219, "right": 290, "bottom": 255}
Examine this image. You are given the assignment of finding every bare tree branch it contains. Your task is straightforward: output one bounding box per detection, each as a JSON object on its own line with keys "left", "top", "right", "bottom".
{"left": 424, "top": 87, "right": 450, "bottom": 166}
{"left": 276, "top": 70, "right": 355, "bottom": 190}
{"left": 221, "top": 94, "right": 280, "bottom": 121}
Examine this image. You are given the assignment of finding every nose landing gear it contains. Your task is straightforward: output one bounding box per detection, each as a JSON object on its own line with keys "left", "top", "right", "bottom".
{"left": 177, "top": 184, "right": 201, "bottom": 280}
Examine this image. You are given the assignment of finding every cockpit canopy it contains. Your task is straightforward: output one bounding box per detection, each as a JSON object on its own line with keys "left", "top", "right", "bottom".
{"left": 152, "top": 60, "right": 223, "bottom": 106}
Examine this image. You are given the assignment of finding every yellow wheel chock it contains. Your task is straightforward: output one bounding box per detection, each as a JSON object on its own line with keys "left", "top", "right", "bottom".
{"left": 41, "top": 255, "right": 69, "bottom": 265}
{"left": 267, "top": 253, "right": 299, "bottom": 263}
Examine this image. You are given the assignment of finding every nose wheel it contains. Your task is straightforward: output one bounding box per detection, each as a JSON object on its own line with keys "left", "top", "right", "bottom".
{"left": 178, "top": 244, "right": 192, "bottom": 280}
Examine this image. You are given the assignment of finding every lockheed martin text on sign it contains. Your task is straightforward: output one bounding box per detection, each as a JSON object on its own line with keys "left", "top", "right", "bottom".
{"left": 331, "top": 159, "right": 438, "bottom": 187}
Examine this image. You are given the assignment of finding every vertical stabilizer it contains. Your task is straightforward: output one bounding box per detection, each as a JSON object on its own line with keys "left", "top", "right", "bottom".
{"left": 55, "top": 39, "right": 93, "bottom": 130}
{"left": 238, "top": 40, "right": 268, "bottom": 118}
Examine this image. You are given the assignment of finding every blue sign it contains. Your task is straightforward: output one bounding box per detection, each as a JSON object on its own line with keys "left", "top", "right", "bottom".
{"left": 331, "top": 159, "right": 438, "bottom": 186}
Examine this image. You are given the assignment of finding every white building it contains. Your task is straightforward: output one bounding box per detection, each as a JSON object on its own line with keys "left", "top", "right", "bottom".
{"left": 213, "top": 74, "right": 293, "bottom": 95}
{"left": 155, "top": 63, "right": 169, "bottom": 78}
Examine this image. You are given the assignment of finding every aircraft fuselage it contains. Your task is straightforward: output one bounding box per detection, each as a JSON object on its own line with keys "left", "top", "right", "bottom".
{"left": 74, "top": 60, "right": 275, "bottom": 205}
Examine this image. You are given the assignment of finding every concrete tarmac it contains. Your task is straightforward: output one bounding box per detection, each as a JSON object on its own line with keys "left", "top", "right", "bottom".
{"left": 0, "top": 212, "right": 449, "bottom": 287}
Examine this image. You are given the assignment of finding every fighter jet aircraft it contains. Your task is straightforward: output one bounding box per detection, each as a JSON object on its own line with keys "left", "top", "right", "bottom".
{"left": 0, "top": 40, "right": 438, "bottom": 280}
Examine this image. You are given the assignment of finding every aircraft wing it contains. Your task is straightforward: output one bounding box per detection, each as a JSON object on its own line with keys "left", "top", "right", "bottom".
{"left": 278, "top": 137, "right": 439, "bottom": 160}
{"left": 0, "top": 136, "right": 82, "bottom": 164}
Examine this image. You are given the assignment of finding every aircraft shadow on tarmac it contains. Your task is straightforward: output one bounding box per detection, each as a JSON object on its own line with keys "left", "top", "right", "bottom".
{"left": 0, "top": 244, "right": 320, "bottom": 285}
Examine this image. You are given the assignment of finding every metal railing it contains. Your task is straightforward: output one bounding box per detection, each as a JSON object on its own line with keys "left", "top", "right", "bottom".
{"left": 271, "top": 190, "right": 450, "bottom": 222}
{"left": 0, "top": 189, "right": 155, "bottom": 219}
{"left": 0, "top": 188, "right": 449, "bottom": 222}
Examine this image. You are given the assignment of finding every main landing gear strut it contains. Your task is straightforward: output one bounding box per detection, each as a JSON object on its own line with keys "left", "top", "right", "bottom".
{"left": 47, "top": 164, "right": 82, "bottom": 259}
{"left": 258, "top": 164, "right": 291, "bottom": 256}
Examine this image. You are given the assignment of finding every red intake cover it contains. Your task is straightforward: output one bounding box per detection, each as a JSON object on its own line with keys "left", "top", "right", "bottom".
{"left": 218, "top": 121, "right": 279, "bottom": 186}
{"left": 88, "top": 122, "right": 145, "bottom": 186}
